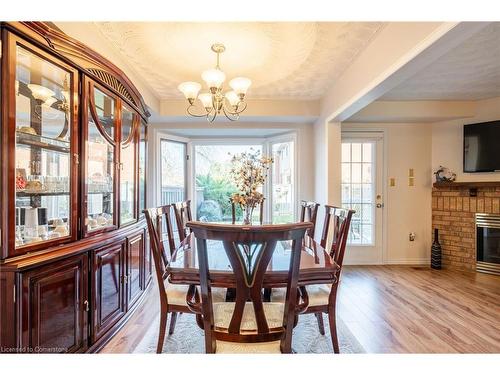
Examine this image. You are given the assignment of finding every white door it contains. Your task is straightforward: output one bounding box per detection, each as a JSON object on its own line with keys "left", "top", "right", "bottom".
{"left": 341, "top": 133, "right": 384, "bottom": 264}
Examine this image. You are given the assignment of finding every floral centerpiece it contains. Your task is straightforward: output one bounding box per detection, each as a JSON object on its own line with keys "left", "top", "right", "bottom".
{"left": 230, "top": 150, "right": 273, "bottom": 225}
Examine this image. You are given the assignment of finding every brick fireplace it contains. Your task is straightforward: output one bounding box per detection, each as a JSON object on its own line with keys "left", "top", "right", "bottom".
{"left": 432, "top": 182, "right": 500, "bottom": 271}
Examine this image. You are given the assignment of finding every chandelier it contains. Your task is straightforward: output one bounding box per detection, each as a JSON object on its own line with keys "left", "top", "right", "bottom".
{"left": 178, "top": 43, "right": 251, "bottom": 122}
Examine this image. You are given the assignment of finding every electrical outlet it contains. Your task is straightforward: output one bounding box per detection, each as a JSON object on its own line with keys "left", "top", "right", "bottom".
{"left": 409, "top": 232, "right": 416, "bottom": 241}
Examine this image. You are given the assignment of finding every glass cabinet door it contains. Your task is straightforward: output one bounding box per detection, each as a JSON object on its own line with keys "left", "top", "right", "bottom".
{"left": 13, "top": 41, "right": 77, "bottom": 249}
{"left": 119, "top": 107, "right": 137, "bottom": 226}
{"left": 85, "top": 84, "right": 117, "bottom": 234}
{"left": 138, "top": 121, "right": 147, "bottom": 218}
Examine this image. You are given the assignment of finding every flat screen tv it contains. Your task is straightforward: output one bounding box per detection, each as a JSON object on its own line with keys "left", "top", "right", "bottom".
{"left": 463, "top": 120, "right": 500, "bottom": 172}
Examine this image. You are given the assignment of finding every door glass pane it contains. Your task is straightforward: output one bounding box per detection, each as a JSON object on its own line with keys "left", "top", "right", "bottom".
{"left": 93, "top": 88, "right": 114, "bottom": 138}
{"left": 271, "top": 141, "right": 295, "bottom": 224}
{"left": 121, "top": 107, "right": 134, "bottom": 142}
{"left": 138, "top": 122, "right": 146, "bottom": 216}
{"left": 14, "top": 45, "right": 73, "bottom": 248}
{"left": 160, "top": 140, "right": 186, "bottom": 205}
{"left": 341, "top": 140, "right": 375, "bottom": 245}
{"left": 120, "top": 108, "right": 136, "bottom": 225}
{"left": 86, "top": 110, "right": 114, "bottom": 231}
{"left": 194, "top": 144, "right": 262, "bottom": 223}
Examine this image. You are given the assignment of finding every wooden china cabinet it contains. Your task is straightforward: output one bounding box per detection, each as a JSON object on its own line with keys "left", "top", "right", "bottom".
{"left": 0, "top": 22, "right": 151, "bottom": 353}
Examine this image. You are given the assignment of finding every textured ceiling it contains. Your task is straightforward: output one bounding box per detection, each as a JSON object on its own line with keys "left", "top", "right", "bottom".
{"left": 381, "top": 22, "right": 500, "bottom": 101}
{"left": 94, "top": 22, "right": 384, "bottom": 100}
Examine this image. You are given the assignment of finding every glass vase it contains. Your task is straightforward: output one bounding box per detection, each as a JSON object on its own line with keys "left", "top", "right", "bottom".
{"left": 242, "top": 204, "right": 255, "bottom": 225}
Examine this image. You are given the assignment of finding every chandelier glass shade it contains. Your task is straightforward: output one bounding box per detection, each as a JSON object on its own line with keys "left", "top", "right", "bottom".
{"left": 178, "top": 43, "right": 251, "bottom": 122}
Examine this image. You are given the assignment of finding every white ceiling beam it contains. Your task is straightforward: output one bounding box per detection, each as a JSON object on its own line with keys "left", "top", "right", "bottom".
{"left": 321, "top": 22, "right": 491, "bottom": 123}
{"left": 346, "top": 100, "right": 477, "bottom": 123}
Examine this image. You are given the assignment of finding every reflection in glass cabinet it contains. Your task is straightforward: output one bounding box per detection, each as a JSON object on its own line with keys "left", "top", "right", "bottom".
{"left": 138, "top": 122, "right": 147, "bottom": 216}
{"left": 120, "top": 107, "right": 136, "bottom": 225}
{"left": 93, "top": 87, "right": 115, "bottom": 138}
{"left": 86, "top": 109, "right": 115, "bottom": 232}
{"left": 14, "top": 45, "right": 73, "bottom": 248}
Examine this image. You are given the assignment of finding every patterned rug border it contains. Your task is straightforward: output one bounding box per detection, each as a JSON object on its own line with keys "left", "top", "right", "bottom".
{"left": 132, "top": 313, "right": 365, "bottom": 354}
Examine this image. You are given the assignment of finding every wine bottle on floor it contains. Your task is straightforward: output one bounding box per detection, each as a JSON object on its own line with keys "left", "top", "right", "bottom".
{"left": 431, "top": 228, "right": 442, "bottom": 269}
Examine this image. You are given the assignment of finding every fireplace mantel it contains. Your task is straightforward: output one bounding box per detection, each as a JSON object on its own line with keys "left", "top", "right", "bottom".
{"left": 433, "top": 181, "right": 500, "bottom": 188}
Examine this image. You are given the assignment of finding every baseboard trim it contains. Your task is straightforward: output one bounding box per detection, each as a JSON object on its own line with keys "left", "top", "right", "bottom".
{"left": 344, "top": 259, "right": 430, "bottom": 266}
{"left": 384, "top": 258, "right": 430, "bottom": 265}
{"left": 344, "top": 260, "right": 383, "bottom": 265}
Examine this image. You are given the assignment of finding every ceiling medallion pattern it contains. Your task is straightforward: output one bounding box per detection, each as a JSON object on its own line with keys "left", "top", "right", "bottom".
{"left": 94, "top": 22, "right": 385, "bottom": 100}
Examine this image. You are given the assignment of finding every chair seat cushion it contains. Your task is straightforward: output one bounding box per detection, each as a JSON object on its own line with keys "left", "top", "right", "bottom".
{"left": 166, "top": 282, "right": 227, "bottom": 306}
{"left": 212, "top": 302, "right": 285, "bottom": 353}
{"left": 215, "top": 340, "right": 281, "bottom": 354}
{"left": 305, "top": 284, "right": 332, "bottom": 307}
{"left": 213, "top": 302, "right": 284, "bottom": 331}
{"left": 271, "top": 285, "right": 332, "bottom": 307}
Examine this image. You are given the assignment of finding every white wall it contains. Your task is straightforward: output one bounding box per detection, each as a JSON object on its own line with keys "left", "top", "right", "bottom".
{"left": 342, "top": 123, "right": 433, "bottom": 264}
{"left": 431, "top": 96, "right": 500, "bottom": 182}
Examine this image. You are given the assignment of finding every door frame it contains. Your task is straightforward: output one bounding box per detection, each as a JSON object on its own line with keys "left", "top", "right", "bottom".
{"left": 341, "top": 130, "right": 387, "bottom": 265}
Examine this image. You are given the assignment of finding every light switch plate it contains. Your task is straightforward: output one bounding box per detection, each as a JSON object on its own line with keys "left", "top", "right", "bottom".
{"left": 390, "top": 178, "right": 395, "bottom": 187}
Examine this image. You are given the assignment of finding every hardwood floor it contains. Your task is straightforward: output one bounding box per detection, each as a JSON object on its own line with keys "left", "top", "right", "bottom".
{"left": 100, "top": 266, "right": 500, "bottom": 353}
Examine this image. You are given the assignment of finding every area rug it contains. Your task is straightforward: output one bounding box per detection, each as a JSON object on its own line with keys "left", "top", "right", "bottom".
{"left": 133, "top": 313, "right": 365, "bottom": 354}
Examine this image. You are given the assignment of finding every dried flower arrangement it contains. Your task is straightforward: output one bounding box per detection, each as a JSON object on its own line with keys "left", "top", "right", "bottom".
{"left": 230, "top": 149, "right": 273, "bottom": 224}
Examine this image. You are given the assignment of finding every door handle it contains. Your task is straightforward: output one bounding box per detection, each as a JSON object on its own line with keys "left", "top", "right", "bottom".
{"left": 83, "top": 300, "right": 89, "bottom": 312}
{"left": 376, "top": 203, "right": 384, "bottom": 208}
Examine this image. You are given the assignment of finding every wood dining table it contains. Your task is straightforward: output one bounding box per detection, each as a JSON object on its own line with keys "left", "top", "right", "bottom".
{"left": 167, "top": 226, "right": 340, "bottom": 289}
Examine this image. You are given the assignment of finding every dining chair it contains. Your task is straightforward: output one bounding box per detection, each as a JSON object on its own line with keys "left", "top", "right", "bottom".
{"left": 173, "top": 200, "right": 192, "bottom": 241}
{"left": 299, "top": 200, "right": 320, "bottom": 238}
{"left": 302, "top": 205, "right": 354, "bottom": 353}
{"left": 144, "top": 205, "right": 226, "bottom": 353}
{"left": 270, "top": 205, "right": 354, "bottom": 353}
{"left": 185, "top": 221, "right": 312, "bottom": 353}
{"left": 230, "top": 198, "right": 265, "bottom": 225}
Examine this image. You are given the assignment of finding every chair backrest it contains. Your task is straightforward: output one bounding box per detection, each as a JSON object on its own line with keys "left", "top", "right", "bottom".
{"left": 143, "top": 205, "right": 177, "bottom": 305}
{"left": 230, "top": 198, "right": 265, "bottom": 225}
{"left": 299, "top": 200, "right": 320, "bottom": 237}
{"left": 173, "top": 200, "right": 192, "bottom": 241}
{"left": 319, "top": 205, "right": 355, "bottom": 268}
{"left": 187, "top": 221, "right": 312, "bottom": 353}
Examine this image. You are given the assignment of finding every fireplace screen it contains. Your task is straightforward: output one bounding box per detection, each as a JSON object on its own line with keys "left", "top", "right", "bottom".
{"left": 477, "top": 226, "right": 500, "bottom": 264}
{"left": 476, "top": 213, "right": 500, "bottom": 275}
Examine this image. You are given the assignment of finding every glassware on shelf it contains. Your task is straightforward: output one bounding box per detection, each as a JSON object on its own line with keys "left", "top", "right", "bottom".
{"left": 14, "top": 44, "right": 73, "bottom": 248}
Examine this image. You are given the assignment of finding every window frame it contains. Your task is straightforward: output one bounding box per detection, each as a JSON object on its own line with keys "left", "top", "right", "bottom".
{"left": 152, "top": 131, "right": 298, "bottom": 223}
{"left": 156, "top": 133, "right": 189, "bottom": 207}
{"left": 191, "top": 139, "right": 266, "bottom": 222}
{"left": 266, "top": 132, "right": 298, "bottom": 223}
